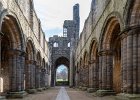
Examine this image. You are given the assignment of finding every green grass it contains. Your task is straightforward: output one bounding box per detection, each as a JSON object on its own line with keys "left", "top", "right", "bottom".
{"left": 56, "top": 79, "right": 68, "bottom": 82}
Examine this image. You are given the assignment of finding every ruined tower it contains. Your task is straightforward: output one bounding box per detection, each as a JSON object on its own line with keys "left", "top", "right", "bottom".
{"left": 49, "top": 4, "right": 80, "bottom": 86}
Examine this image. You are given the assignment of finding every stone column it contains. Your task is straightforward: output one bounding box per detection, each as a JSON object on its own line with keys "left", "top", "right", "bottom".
{"left": 138, "top": 32, "right": 140, "bottom": 93}
{"left": 132, "top": 30, "right": 138, "bottom": 93}
{"left": 121, "top": 34, "right": 127, "bottom": 93}
{"left": 127, "top": 33, "right": 133, "bottom": 93}
{"left": 84, "top": 65, "right": 89, "bottom": 87}
{"left": 121, "top": 27, "right": 140, "bottom": 94}
{"left": 99, "top": 50, "right": 113, "bottom": 90}
{"left": 93, "top": 59, "right": 99, "bottom": 90}
{"left": 89, "top": 60, "right": 94, "bottom": 88}
{"left": 0, "top": 32, "right": 3, "bottom": 92}
{"left": 7, "top": 49, "right": 26, "bottom": 98}
{"left": 98, "top": 55, "right": 102, "bottom": 89}
{"left": 35, "top": 66, "right": 41, "bottom": 89}
{"left": 25, "top": 60, "right": 36, "bottom": 92}
{"left": 40, "top": 68, "right": 46, "bottom": 88}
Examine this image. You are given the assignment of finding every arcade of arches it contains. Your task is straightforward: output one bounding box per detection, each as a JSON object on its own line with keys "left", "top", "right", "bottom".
{"left": 74, "top": 0, "right": 140, "bottom": 98}
{"left": 0, "top": 0, "right": 140, "bottom": 99}
{"left": 0, "top": 0, "right": 50, "bottom": 98}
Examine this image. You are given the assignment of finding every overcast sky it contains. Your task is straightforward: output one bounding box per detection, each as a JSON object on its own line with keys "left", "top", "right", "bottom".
{"left": 34, "top": 0, "right": 92, "bottom": 40}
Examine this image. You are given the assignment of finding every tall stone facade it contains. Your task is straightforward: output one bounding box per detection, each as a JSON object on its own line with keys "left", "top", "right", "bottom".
{"left": 74, "top": 0, "right": 140, "bottom": 99}
{"left": 49, "top": 4, "right": 80, "bottom": 87}
{"left": 0, "top": 0, "right": 50, "bottom": 98}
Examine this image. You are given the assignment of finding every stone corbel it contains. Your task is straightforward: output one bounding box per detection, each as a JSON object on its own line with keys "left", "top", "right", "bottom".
{"left": 89, "top": 60, "right": 96, "bottom": 64}
{"left": 98, "top": 50, "right": 113, "bottom": 56}
{"left": 7, "top": 49, "right": 25, "bottom": 56}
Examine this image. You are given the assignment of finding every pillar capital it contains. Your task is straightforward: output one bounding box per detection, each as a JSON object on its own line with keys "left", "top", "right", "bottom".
{"left": 8, "top": 49, "right": 25, "bottom": 56}
{"left": 98, "top": 50, "right": 113, "bottom": 56}
{"left": 89, "top": 60, "right": 96, "bottom": 64}
{"left": 119, "top": 25, "right": 140, "bottom": 39}
{"left": 0, "top": 32, "right": 4, "bottom": 36}
{"left": 26, "top": 60, "right": 36, "bottom": 64}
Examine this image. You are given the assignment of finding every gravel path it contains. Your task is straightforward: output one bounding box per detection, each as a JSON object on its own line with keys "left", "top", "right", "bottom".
{"left": 7, "top": 87, "right": 115, "bottom": 100}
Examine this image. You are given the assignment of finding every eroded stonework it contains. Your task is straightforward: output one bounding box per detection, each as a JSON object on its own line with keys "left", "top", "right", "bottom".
{"left": 0, "top": 0, "right": 50, "bottom": 98}
{"left": 74, "top": 0, "right": 140, "bottom": 98}
{"left": 49, "top": 4, "right": 80, "bottom": 86}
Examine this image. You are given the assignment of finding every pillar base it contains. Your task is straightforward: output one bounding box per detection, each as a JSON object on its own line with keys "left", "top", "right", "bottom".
{"left": 37, "top": 88, "right": 43, "bottom": 92}
{"left": 78, "top": 86, "right": 82, "bottom": 89}
{"left": 81, "top": 87, "right": 88, "bottom": 91}
{"left": 87, "top": 88, "right": 97, "bottom": 93}
{"left": 6, "top": 91, "right": 27, "bottom": 98}
{"left": 0, "top": 96, "right": 6, "bottom": 100}
{"left": 95, "top": 90, "right": 116, "bottom": 97}
{"left": 27, "top": 89, "right": 37, "bottom": 94}
{"left": 115, "top": 93, "right": 140, "bottom": 100}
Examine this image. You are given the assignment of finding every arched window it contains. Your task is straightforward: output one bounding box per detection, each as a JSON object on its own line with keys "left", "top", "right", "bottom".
{"left": 63, "top": 28, "right": 67, "bottom": 37}
{"left": 53, "top": 42, "right": 58, "bottom": 47}
{"left": 68, "top": 42, "right": 70, "bottom": 47}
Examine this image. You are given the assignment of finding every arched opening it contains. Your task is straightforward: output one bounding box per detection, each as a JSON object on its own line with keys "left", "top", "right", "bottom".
{"left": 56, "top": 65, "right": 68, "bottom": 86}
{"left": 53, "top": 57, "right": 69, "bottom": 86}
{"left": 111, "top": 23, "right": 121, "bottom": 93}
{"left": 101, "top": 17, "right": 121, "bottom": 93}
{"left": 0, "top": 15, "right": 24, "bottom": 94}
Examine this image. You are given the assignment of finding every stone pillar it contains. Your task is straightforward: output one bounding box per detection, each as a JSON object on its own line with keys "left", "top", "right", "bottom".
{"left": 87, "top": 59, "right": 99, "bottom": 93}
{"left": 96, "top": 50, "right": 114, "bottom": 96}
{"left": 25, "top": 60, "right": 36, "bottom": 93}
{"left": 0, "top": 32, "right": 3, "bottom": 92}
{"left": 89, "top": 60, "right": 94, "bottom": 88}
{"left": 121, "top": 27, "right": 140, "bottom": 94}
{"left": 93, "top": 59, "right": 99, "bottom": 90}
{"left": 138, "top": 32, "right": 140, "bottom": 93}
{"left": 132, "top": 31, "right": 138, "bottom": 93}
{"left": 35, "top": 66, "right": 41, "bottom": 89}
{"left": 7, "top": 49, "right": 26, "bottom": 98}
{"left": 121, "top": 35, "right": 127, "bottom": 93}
{"left": 127, "top": 33, "right": 133, "bottom": 93}
{"left": 70, "top": 50, "right": 74, "bottom": 87}
{"left": 40, "top": 68, "right": 46, "bottom": 88}
{"left": 98, "top": 55, "right": 102, "bottom": 89}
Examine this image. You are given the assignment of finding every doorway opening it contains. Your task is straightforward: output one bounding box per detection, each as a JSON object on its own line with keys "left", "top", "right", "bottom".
{"left": 56, "top": 65, "right": 68, "bottom": 86}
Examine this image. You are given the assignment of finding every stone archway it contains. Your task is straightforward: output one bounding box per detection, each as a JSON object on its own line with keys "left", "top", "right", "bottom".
{"left": 53, "top": 57, "right": 69, "bottom": 86}
{"left": 0, "top": 15, "right": 25, "bottom": 95}
{"left": 99, "top": 17, "right": 121, "bottom": 93}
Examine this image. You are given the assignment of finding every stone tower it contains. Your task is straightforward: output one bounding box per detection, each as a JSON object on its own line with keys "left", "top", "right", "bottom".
{"left": 49, "top": 4, "right": 80, "bottom": 86}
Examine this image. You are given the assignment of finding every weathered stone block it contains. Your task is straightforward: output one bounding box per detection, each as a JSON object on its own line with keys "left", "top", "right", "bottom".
{"left": 6, "top": 91, "right": 27, "bottom": 98}
{"left": 87, "top": 88, "right": 96, "bottom": 93}
{"left": 95, "top": 90, "right": 116, "bottom": 97}
{"left": 0, "top": 96, "right": 6, "bottom": 100}
{"left": 37, "top": 88, "right": 43, "bottom": 92}
{"left": 115, "top": 93, "right": 140, "bottom": 100}
{"left": 27, "top": 89, "right": 37, "bottom": 94}
{"left": 81, "top": 87, "right": 87, "bottom": 91}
